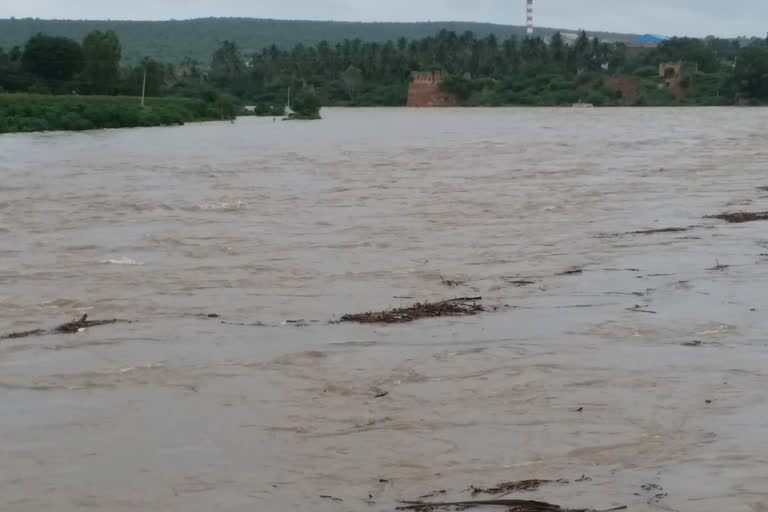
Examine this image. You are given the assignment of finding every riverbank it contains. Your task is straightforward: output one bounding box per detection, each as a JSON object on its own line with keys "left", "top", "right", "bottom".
{"left": 0, "top": 94, "right": 233, "bottom": 134}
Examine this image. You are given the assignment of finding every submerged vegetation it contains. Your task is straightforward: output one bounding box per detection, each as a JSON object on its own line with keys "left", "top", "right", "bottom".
{"left": 0, "top": 95, "right": 225, "bottom": 133}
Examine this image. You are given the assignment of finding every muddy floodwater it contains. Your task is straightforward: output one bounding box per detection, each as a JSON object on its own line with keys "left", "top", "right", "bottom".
{"left": 2, "top": 107, "right": 768, "bottom": 512}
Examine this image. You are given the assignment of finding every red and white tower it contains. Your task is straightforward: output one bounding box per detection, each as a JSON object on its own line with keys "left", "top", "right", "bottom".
{"left": 526, "top": 0, "right": 534, "bottom": 36}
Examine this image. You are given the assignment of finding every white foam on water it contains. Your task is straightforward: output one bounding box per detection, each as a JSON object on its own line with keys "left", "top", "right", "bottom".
{"left": 99, "top": 256, "right": 143, "bottom": 265}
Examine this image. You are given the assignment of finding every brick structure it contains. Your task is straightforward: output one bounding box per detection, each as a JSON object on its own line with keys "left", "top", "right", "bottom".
{"left": 659, "top": 61, "right": 685, "bottom": 99}
{"left": 604, "top": 74, "right": 641, "bottom": 102}
{"left": 407, "top": 71, "right": 458, "bottom": 107}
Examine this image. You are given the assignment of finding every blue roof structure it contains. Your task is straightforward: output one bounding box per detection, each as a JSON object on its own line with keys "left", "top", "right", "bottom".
{"left": 634, "top": 34, "right": 669, "bottom": 42}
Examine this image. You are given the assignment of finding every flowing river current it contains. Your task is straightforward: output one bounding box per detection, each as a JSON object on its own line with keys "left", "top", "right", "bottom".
{"left": 1, "top": 107, "right": 768, "bottom": 511}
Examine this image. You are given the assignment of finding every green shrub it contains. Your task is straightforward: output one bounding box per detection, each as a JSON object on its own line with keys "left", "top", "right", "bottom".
{"left": 253, "top": 103, "right": 284, "bottom": 116}
{"left": 59, "top": 112, "right": 94, "bottom": 130}
{"left": 17, "top": 116, "right": 49, "bottom": 132}
{"left": 0, "top": 94, "right": 219, "bottom": 133}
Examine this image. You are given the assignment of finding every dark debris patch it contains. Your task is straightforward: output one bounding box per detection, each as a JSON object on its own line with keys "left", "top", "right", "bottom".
{"left": 596, "top": 227, "right": 692, "bottom": 238}
{"left": 707, "top": 260, "right": 730, "bottom": 271}
{"left": 339, "top": 297, "right": 486, "bottom": 324}
{"left": 626, "top": 227, "right": 689, "bottom": 235}
{"left": 1, "top": 315, "right": 130, "bottom": 340}
{"left": 506, "top": 279, "right": 536, "bottom": 287}
{"left": 396, "top": 499, "right": 627, "bottom": 512}
{"left": 471, "top": 479, "right": 556, "bottom": 496}
{"left": 626, "top": 305, "right": 657, "bottom": 314}
{"left": 440, "top": 276, "right": 466, "bottom": 287}
{"left": 557, "top": 268, "right": 583, "bottom": 276}
{"left": 706, "top": 211, "right": 768, "bottom": 223}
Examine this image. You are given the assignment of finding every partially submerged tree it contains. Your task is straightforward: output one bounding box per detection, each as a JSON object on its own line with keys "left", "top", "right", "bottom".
{"left": 288, "top": 86, "right": 322, "bottom": 119}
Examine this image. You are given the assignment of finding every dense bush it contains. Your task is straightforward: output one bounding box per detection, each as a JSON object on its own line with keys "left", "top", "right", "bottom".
{"left": 287, "top": 87, "right": 322, "bottom": 119}
{"left": 0, "top": 94, "right": 222, "bottom": 133}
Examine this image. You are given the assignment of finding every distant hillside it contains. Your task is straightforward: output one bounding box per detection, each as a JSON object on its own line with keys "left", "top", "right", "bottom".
{"left": 0, "top": 17, "right": 639, "bottom": 64}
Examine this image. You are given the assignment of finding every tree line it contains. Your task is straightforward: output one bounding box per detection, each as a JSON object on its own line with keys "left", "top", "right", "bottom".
{"left": 209, "top": 29, "right": 768, "bottom": 107}
{"left": 3, "top": 28, "right": 768, "bottom": 108}
{"left": 0, "top": 30, "right": 178, "bottom": 98}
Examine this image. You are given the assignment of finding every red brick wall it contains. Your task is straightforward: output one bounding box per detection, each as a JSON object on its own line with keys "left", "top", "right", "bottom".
{"left": 407, "top": 71, "right": 458, "bottom": 107}
{"left": 604, "top": 75, "right": 641, "bottom": 102}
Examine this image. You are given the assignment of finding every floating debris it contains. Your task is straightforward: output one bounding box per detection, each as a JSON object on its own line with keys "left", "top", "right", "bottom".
{"left": 627, "top": 227, "right": 688, "bottom": 235}
{"left": 1, "top": 314, "right": 129, "bottom": 340}
{"left": 440, "top": 276, "right": 466, "bottom": 287}
{"left": 396, "top": 499, "right": 626, "bottom": 512}
{"left": 707, "top": 260, "right": 729, "bottom": 271}
{"left": 626, "top": 305, "right": 657, "bottom": 314}
{"left": 706, "top": 211, "right": 768, "bottom": 223}
{"left": 681, "top": 340, "right": 703, "bottom": 347}
{"left": 338, "top": 297, "right": 486, "bottom": 324}
{"left": 637, "top": 483, "right": 668, "bottom": 506}
{"left": 506, "top": 279, "right": 536, "bottom": 287}
{"left": 471, "top": 479, "right": 555, "bottom": 496}
{"left": 557, "top": 268, "right": 583, "bottom": 276}
{"left": 419, "top": 490, "right": 447, "bottom": 499}
{"left": 597, "top": 227, "right": 692, "bottom": 238}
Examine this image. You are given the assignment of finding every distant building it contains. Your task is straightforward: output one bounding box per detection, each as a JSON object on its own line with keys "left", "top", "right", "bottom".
{"left": 634, "top": 34, "right": 669, "bottom": 43}
{"left": 627, "top": 34, "right": 669, "bottom": 55}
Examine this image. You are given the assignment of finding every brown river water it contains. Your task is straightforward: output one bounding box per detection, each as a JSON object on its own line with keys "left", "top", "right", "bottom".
{"left": 1, "top": 107, "right": 768, "bottom": 511}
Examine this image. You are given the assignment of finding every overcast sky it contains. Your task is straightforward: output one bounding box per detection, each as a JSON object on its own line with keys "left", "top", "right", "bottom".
{"left": 1, "top": 0, "right": 764, "bottom": 37}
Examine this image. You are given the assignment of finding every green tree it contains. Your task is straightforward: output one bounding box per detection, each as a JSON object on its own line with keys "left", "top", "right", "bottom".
{"left": 211, "top": 41, "right": 244, "bottom": 82}
{"left": 22, "top": 33, "right": 83, "bottom": 84}
{"left": 735, "top": 44, "right": 768, "bottom": 100}
{"left": 570, "top": 31, "right": 591, "bottom": 73}
{"left": 549, "top": 32, "right": 565, "bottom": 65}
{"left": 0, "top": 45, "right": 32, "bottom": 92}
{"left": 9, "top": 46, "right": 22, "bottom": 62}
{"left": 341, "top": 64, "right": 363, "bottom": 101}
{"left": 82, "top": 29, "right": 122, "bottom": 94}
{"left": 440, "top": 73, "right": 473, "bottom": 99}
{"left": 653, "top": 38, "right": 719, "bottom": 73}
{"left": 125, "top": 57, "right": 166, "bottom": 96}
{"left": 289, "top": 86, "right": 322, "bottom": 119}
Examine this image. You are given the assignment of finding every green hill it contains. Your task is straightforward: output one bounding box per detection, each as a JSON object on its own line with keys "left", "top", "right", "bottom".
{"left": 0, "top": 17, "right": 639, "bottom": 64}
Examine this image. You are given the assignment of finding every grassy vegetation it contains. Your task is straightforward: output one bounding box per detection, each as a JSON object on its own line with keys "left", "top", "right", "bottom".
{"left": 0, "top": 94, "right": 230, "bottom": 133}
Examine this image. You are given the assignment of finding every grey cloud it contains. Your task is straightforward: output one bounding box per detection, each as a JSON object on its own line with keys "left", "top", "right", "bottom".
{"left": 2, "top": 0, "right": 764, "bottom": 37}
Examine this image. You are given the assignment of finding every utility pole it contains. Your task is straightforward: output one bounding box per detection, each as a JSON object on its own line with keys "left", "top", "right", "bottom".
{"left": 141, "top": 68, "right": 147, "bottom": 107}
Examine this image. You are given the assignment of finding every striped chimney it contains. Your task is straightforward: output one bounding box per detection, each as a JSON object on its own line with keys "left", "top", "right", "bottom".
{"left": 526, "top": 0, "right": 534, "bottom": 36}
